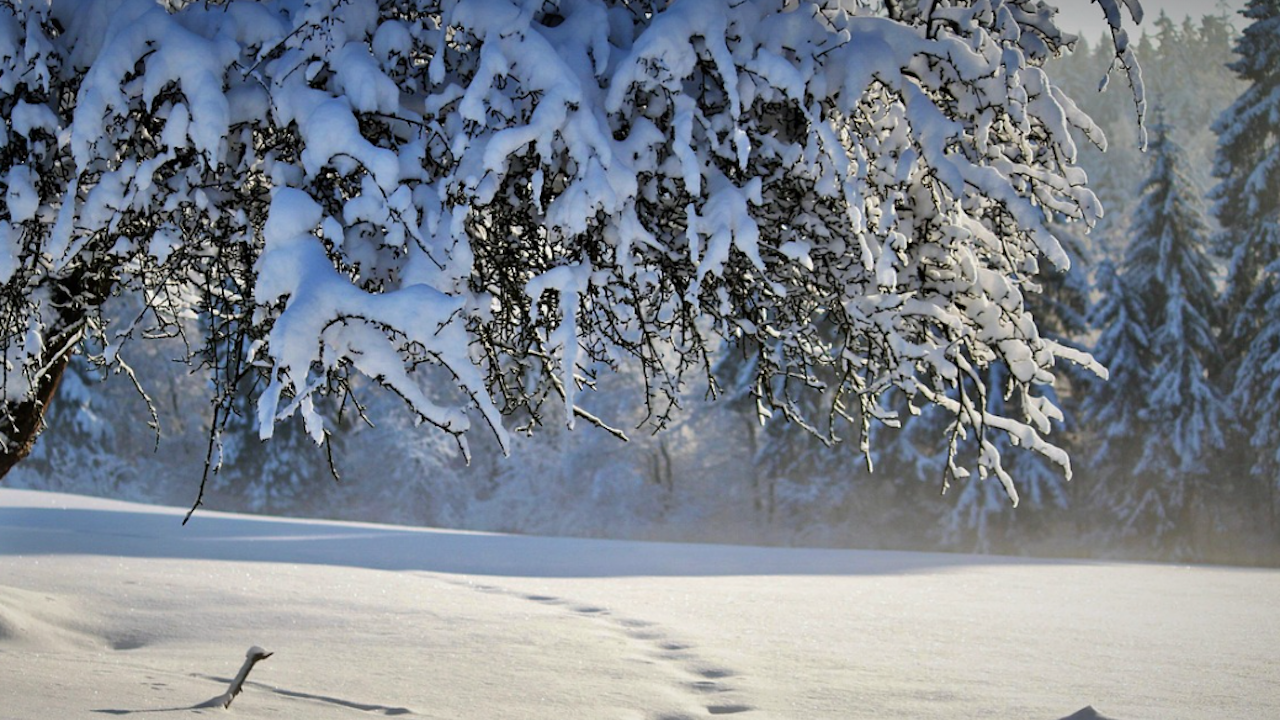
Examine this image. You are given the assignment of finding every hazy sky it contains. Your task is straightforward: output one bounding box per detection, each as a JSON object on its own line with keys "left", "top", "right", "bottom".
{"left": 1055, "top": 0, "right": 1248, "bottom": 41}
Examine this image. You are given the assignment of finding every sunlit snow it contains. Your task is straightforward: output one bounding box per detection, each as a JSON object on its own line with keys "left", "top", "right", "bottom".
{"left": 1, "top": 488, "right": 1276, "bottom": 719}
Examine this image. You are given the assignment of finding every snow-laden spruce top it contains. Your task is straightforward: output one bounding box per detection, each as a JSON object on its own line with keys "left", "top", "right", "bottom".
{"left": 0, "top": 0, "right": 1142, "bottom": 503}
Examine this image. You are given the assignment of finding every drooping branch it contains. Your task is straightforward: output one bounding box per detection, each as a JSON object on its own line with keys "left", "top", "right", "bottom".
{"left": 0, "top": 0, "right": 1148, "bottom": 501}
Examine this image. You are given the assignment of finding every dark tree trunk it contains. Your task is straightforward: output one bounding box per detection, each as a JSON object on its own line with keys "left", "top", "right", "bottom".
{"left": 0, "top": 266, "right": 111, "bottom": 481}
{"left": 0, "top": 349, "right": 71, "bottom": 479}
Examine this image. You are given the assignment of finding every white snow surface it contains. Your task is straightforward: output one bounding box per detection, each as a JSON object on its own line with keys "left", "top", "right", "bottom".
{"left": 1, "top": 488, "right": 1276, "bottom": 720}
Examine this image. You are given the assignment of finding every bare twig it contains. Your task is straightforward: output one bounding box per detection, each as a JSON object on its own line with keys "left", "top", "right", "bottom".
{"left": 216, "top": 646, "right": 274, "bottom": 709}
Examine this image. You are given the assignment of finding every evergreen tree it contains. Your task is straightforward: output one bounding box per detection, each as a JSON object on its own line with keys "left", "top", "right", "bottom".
{"left": 1081, "top": 259, "right": 1148, "bottom": 479}
{"left": 1211, "top": 0, "right": 1280, "bottom": 536}
{"left": 1211, "top": 0, "right": 1280, "bottom": 353}
{"left": 1130, "top": 123, "right": 1226, "bottom": 550}
{"left": 1087, "top": 122, "right": 1225, "bottom": 554}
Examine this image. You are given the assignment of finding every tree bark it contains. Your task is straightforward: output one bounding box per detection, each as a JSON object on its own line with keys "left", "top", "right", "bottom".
{"left": 0, "top": 349, "right": 71, "bottom": 480}
{"left": 0, "top": 267, "right": 109, "bottom": 482}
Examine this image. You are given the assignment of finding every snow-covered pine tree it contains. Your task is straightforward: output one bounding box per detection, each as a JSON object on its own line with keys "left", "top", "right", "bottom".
{"left": 1212, "top": 0, "right": 1280, "bottom": 354}
{"left": 1080, "top": 258, "right": 1147, "bottom": 505}
{"left": 1130, "top": 122, "right": 1225, "bottom": 553}
{"left": 1088, "top": 121, "right": 1224, "bottom": 554}
{"left": 0, "top": 0, "right": 1142, "bottom": 509}
{"left": 1211, "top": 0, "right": 1280, "bottom": 529}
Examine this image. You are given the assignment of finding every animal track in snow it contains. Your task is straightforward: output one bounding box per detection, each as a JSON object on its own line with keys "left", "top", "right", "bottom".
{"left": 451, "top": 579, "right": 758, "bottom": 718}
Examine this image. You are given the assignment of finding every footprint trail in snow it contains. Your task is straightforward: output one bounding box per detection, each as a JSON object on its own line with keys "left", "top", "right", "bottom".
{"left": 455, "top": 580, "right": 758, "bottom": 718}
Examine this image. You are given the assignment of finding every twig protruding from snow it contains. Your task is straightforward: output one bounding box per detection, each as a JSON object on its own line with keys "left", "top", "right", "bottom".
{"left": 216, "top": 646, "right": 273, "bottom": 709}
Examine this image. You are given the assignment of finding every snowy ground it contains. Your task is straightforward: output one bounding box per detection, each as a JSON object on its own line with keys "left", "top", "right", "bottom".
{"left": 1, "top": 488, "right": 1277, "bottom": 719}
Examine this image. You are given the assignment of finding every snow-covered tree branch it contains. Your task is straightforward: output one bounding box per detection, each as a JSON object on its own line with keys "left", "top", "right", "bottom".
{"left": 0, "top": 0, "right": 1143, "bottom": 504}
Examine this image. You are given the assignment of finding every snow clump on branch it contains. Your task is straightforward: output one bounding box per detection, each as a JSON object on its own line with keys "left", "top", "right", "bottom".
{"left": 0, "top": 0, "right": 1143, "bottom": 503}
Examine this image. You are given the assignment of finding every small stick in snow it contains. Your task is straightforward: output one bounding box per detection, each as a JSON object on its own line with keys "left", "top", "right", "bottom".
{"left": 217, "top": 646, "right": 273, "bottom": 709}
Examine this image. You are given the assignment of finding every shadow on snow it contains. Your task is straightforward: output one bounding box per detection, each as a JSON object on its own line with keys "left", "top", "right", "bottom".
{"left": 0, "top": 490, "right": 1068, "bottom": 579}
